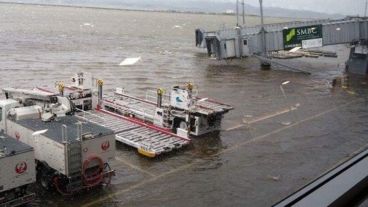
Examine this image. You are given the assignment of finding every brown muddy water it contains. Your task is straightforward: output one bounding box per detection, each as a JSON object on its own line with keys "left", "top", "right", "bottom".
{"left": 0, "top": 3, "right": 368, "bottom": 207}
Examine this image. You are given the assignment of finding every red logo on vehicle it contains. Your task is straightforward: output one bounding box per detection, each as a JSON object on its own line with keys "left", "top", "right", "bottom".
{"left": 15, "top": 162, "right": 27, "bottom": 174}
{"left": 101, "top": 141, "right": 110, "bottom": 151}
{"left": 15, "top": 132, "right": 20, "bottom": 140}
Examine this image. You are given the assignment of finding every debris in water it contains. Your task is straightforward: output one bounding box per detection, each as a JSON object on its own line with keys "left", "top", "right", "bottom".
{"left": 267, "top": 175, "right": 281, "bottom": 181}
{"left": 271, "top": 48, "right": 337, "bottom": 59}
{"left": 119, "top": 57, "right": 141, "bottom": 66}
{"left": 281, "top": 121, "right": 292, "bottom": 126}
{"left": 346, "top": 90, "right": 356, "bottom": 95}
{"left": 80, "top": 22, "right": 94, "bottom": 27}
{"left": 160, "top": 50, "right": 172, "bottom": 55}
{"left": 289, "top": 47, "right": 301, "bottom": 53}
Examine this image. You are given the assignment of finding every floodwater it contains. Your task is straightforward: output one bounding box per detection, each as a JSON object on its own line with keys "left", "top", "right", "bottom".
{"left": 1, "top": 3, "right": 368, "bottom": 207}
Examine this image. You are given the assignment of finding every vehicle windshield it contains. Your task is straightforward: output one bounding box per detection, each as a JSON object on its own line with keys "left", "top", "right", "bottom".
{"left": 2, "top": 1, "right": 368, "bottom": 206}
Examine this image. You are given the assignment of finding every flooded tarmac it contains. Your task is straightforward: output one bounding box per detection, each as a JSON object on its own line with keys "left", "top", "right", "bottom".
{"left": 0, "top": 3, "right": 368, "bottom": 207}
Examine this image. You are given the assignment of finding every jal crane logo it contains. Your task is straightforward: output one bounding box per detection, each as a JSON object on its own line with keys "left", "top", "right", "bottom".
{"left": 101, "top": 141, "right": 110, "bottom": 151}
{"left": 15, "top": 161, "right": 27, "bottom": 174}
{"left": 15, "top": 132, "right": 20, "bottom": 141}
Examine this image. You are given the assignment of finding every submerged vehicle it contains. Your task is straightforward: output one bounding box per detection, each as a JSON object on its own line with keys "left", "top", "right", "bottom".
{"left": 36, "top": 72, "right": 233, "bottom": 157}
{"left": 0, "top": 133, "right": 36, "bottom": 207}
{"left": 1, "top": 88, "right": 115, "bottom": 195}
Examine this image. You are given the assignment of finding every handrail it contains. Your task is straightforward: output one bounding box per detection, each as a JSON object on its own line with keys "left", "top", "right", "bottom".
{"left": 75, "top": 108, "right": 106, "bottom": 122}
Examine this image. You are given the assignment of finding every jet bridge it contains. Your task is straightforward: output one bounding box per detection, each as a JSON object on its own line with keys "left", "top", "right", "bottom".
{"left": 196, "top": 17, "right": 368, "bottom": 74}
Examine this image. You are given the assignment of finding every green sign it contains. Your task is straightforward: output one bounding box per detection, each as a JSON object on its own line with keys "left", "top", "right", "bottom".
{"left": 283, "top": 25, "right": 323, "bottom": 49}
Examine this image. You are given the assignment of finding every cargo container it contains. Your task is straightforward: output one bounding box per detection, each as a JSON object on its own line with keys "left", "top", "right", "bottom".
{"left": 0, "top": 133, "right": 35, "bottom": 207}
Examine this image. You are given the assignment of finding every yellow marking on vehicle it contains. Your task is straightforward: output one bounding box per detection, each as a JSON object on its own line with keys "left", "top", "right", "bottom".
{"left": 137, "top": 148, "right": 156, "bottom": 158}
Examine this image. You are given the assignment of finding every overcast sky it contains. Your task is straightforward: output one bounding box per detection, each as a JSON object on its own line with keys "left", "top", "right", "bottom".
{"left": 221, "top": 0, "right": 365, "bottom": 15}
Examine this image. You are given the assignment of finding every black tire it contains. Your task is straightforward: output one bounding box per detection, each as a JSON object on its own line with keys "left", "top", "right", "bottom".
{"left": 36, "top": 162, "right": 54, "bottom": 190}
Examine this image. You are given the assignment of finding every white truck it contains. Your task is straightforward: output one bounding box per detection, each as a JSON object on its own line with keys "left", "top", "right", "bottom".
{"left": 0, "top": 88, "right": 115, "bottom": 195}
{"left": 0, "top": 133, "right": 36, "bottom": 207}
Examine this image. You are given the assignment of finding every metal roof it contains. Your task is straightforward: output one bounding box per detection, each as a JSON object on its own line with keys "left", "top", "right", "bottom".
{"left": 0, "top": 133, "right": 33, "bottom": 158}
{"left": 15, "top": 116, "right": 114, "bottom": 144}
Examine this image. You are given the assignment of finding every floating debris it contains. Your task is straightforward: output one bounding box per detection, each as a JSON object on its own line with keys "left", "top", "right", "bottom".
{"left": 281, "top": 121, "right": 292, "bottom": 126}
{"left": 271, "top": 51, "right": 303, "bottom": 59}
{"left": 119, "top": 57, "right": 141, "bottom": 66}
{"left": 160, "top": 50, "right": 173, "bottom": 55}
{"left": 271, "top": 49, "right": 338, "bottom": 59}
{"left": 80, "top": 22, "right": 94, "bottom": 27}
{"left": 267, "top": 175, "right": 281, "bottom": 181}
{"left": 289, "top": 47, "right": 301, "bottom": 53}
{"left": 172, "top": 25, "right": 183, "bottom": 29}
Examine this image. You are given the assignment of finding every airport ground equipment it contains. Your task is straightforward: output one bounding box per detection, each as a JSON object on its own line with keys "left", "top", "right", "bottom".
{"left": 195, "top": 16, "right": 368, "bottom": 74}
{"left": 36, "top": 72, "right": 233, "bottom": 158}
{"left": 103, "top": 84, "right": 233, "bottom": 137}
{"left": 0, "top": 133, "right": 35, "bottom": 207}
{"left": 0, "top": 88, "right": 116, "bottom": 195}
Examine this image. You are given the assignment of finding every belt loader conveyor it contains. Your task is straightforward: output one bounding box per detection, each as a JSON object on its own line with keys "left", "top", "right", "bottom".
{"left": 109, "top": 89, "right": 233, "bottom": 118}
{"left": 76, "top": 109, "right": 190, "bottom": 158}
{"left": 33, "top": 72, "right": 233, "bottom": 157}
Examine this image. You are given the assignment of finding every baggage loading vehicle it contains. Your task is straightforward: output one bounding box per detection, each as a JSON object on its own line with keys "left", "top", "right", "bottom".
{"left": 0, "top": 133, "right": 36, "bottom": 207}
{"left": 0, "top": 88, "right": 116, "bottom": 195}
{"left": 52, "top": 73, "right": 94, "bottom": 111}
{"left": 36, "top": 73, "right": 192, "bottom": 158}
{"left": 103, "top": 83, "right": 234, "bottom": 137}
{"left": 36, "top": 72, "right": 233, "bottom": 158}
{"left": 59, "top": 72, "right": 233, "bottom": 137}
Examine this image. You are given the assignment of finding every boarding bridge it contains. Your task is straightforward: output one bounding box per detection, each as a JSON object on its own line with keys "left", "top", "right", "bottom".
{"left": 195, "top": 17, "right": 368, "bottom": 74}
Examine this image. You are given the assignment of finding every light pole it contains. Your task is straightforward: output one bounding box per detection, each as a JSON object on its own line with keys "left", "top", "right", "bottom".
{"left": 242, "top": 0, "right": 245, "bottom": 25}
{"left": 259, "top": 0, "right": 270, "bottom": 68}
{"left": 259, "top": 0, "right": 266, "bottom": 55}
{"left": 236, "top": 0, "right": 239, "bottom": 26}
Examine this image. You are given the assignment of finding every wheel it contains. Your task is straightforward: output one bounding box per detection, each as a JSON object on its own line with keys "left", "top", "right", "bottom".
{"left": 39, "top": 170, "right": 54, "bottom": 190}
{"left": 36, "top": 162, "right": 54, "bottom": 190}
{"left": 179, "top": 121, "right": 187, "bottom": 129}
